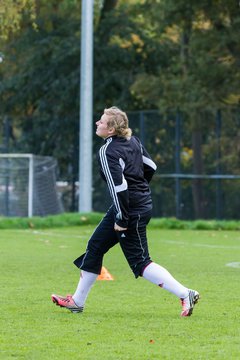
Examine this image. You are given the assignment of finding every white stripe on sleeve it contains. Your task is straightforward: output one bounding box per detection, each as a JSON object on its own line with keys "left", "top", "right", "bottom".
{"left": 142, "top": 155, "right": 157, "bottom": 170}
{"left": 99, "top": 138, "right": 122, "bottom": 219}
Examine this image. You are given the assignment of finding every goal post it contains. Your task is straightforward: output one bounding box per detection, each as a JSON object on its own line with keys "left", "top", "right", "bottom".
{"left": 0, "top": 154, "right": 64, "bottom": 217}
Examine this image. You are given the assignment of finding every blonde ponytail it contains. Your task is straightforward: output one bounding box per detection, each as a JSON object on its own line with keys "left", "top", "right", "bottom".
{"left": 104, "top": 106, "right": 132, "bottom": 139}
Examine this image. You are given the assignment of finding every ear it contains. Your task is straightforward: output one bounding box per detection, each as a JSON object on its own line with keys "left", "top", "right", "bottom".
{"left": 108, "top": 127, "right": 116, "bottom": 135}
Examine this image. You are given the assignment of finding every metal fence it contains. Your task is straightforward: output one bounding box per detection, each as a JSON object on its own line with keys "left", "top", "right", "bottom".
{"left": 1, "top": 109, "right": 240, "bottom": 219}
{"left": 92, "top": 108, "right": 240, "bottom": 220}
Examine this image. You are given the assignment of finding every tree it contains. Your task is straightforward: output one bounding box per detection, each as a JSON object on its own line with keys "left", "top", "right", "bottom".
{"left": 1, "top": 1, "right": 81, "bottom": 176}
{"left": 0, "top": 0, "right": 36, "bottom": 39}
{"left": 1, "top": 0, "right": 240, "bottom": 217}
{"left": 131, "top": 0, "right": 240, "bottom": 218}
{"left": 1, "top": 0, "right": 149, "bottom": 184}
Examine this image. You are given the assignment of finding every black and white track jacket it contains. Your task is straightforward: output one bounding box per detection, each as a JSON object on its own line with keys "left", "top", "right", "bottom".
{"left": 98, "top": 135, "right": 157, "bottom": 228}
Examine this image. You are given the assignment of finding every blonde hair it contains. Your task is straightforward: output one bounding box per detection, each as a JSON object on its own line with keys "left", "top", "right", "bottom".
{"left": 104, "top": 106, "right": 132, "bottom": 139}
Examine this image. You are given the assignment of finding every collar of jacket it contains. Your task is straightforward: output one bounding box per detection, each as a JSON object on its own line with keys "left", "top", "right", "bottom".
{"left": 104, "top": 135, "right": 117, "bottom": 143}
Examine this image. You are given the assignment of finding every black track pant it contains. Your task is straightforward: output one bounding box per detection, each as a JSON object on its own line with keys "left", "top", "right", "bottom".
{"left": 74, "top": 205, "right": 152, "bottom": 278}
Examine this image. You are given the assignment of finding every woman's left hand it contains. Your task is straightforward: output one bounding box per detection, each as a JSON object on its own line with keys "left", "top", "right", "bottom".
{"left": 114, "top": 223, "right": 127, "bottom": 232}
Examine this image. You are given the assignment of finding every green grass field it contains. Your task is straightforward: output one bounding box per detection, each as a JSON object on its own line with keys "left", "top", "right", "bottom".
{"left": 1, "top": 226, "right": 240, "bottom": 359}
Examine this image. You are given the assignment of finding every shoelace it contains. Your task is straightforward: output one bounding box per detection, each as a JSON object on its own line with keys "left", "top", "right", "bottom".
{"left": 61, "top": 296, "right": 72, "bottom": 303}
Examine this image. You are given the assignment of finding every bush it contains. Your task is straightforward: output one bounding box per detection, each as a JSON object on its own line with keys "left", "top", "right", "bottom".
{"left": 0, "top": 213, "right": 240, "bottom": 230}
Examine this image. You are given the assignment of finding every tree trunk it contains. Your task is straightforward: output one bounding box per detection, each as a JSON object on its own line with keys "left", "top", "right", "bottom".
{"left": 100, "top": 0, "right": 118, "bottom": 21}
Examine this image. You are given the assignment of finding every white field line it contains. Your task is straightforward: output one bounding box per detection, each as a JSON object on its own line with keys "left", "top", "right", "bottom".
{"left": 13, "top": 229, "right": 89, "bottom": 239}
{"left": 4, "top": 230, "right": 240, "bottom": 250}
{"left": 162, "top": 240, "right": 240, "bottom": 269}
{"left": 161, "top": 240, "right": 240, "bottom": 250}
{"left": 225, "top": 262, "right": 240, "bottom": 268}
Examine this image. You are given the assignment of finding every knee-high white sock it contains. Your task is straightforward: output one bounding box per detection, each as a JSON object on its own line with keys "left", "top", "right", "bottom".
{"left": 142, "top": 262, "right": 188, "bottom": 298}
{"left": 72, "top": 270, "right": 98, "bottom": 307}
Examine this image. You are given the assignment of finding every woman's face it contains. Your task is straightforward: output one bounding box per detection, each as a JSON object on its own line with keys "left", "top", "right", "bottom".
{"left": 96, "top": 113, "right": 115, "bottom": 139}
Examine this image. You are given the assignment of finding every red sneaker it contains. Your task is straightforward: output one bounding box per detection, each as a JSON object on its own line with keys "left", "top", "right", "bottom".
{"left": 51, "top": 294, "right": 83, "bottom": 313}
{"left": 181, "top": 290, "right": 200, "bottom": 317}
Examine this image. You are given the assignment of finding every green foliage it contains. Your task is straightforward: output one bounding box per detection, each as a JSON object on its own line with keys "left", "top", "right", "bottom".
{"left": 129, "top": 0, "right": 240, "bottom": 219}
{"left": 1, "top": 0, "right": 81, "bottom": 176}
{"left": 94, "top": 1, "right": 162, "bottom": 111}
{"left": 150, "top": 217, "right": 240, "bottom": 231}
{"left": 0, "top": 212, "right": 240, "bottom": 230}
{"left": 1, "top": 0, "right": 240, "bottom": 219}
{"left": 132, "top": 1, "right": 240, "bottom": 111}
{"left": 1, "top": 0, "right": 159, "bottom": 175}
{"left": 0, "top": 0, "right": 36, "bottom": 39}
{"left": 0, "top": 212, "right": 103, "bottom": 229}
{"left": 1, "top": 227, "right": 240, "bottom": 359}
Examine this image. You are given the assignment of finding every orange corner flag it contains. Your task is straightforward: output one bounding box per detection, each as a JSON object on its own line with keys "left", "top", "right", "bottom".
{"left": 97, "top": 266, "right": 114, "bottom": 281}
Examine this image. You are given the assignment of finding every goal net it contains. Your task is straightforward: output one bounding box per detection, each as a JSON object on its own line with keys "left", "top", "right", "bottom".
{"left": 0, "top": 154, "right": 64, "bottom": 217}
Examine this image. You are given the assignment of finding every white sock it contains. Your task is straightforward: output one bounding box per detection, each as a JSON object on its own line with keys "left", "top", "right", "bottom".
{"left": 142, "top": 262, "right": 189, "bottom": 298}
{"left": 72, "top": 270, "right": 98, "bottom": 307}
